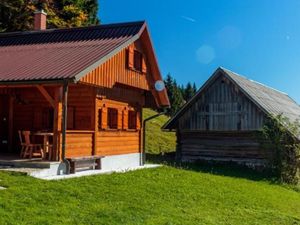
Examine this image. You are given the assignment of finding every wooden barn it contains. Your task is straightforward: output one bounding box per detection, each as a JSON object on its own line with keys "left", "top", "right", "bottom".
{"left": 163, "top": 67, "right": 300, "bottom": 165}
{"left": 0, "top": 11, "right": 169, "bottom": 175}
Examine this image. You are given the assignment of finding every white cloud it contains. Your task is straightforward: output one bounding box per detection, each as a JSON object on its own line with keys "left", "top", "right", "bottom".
{"left": 181, "top": 16, "right": 196, "bottom": 23}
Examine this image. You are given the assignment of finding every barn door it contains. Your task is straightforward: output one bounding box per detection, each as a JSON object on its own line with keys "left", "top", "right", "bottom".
{"left": 0, "top": 95, "right": 9, "bottom": 152}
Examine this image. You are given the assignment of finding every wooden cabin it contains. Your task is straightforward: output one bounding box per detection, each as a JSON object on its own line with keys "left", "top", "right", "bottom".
{"left": 163, "top": 67, "right": 300, "bottom": 166}
{"left": 0, "top": 12, "right": 169, "bottom": 174}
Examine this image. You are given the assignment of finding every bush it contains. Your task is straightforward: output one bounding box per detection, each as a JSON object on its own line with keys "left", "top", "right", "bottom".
{"left": 261, "top": 114, "right": 300, "bottom": 184}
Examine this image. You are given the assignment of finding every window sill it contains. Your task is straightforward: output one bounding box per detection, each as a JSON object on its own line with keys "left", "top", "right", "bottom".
{"left": 128, "top": 67, "right": 146, "bottom": 74}
{"left": 126, "top": 129, "right": 139, "bottom": 132}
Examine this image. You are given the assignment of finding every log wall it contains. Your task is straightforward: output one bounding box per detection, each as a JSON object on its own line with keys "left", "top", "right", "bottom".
{"left": 176, "top": 74, "right": 270, "bottom": 164}
{"left": 178, "top": 131, "right": 271, "bottom": 165}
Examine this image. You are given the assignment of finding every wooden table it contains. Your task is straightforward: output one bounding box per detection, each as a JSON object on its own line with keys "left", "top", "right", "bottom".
{"left": 32, "top": 132, "right": 54, "bottom": 160}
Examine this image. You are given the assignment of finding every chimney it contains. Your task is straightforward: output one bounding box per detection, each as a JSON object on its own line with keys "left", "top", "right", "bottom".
{"left": 34, "top": 9, "right": 47, "bottom": 30}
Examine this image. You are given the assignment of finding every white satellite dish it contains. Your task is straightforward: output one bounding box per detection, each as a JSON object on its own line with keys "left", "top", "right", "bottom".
{"left": 154, "top": 80, "right": 165, "bottom": 92}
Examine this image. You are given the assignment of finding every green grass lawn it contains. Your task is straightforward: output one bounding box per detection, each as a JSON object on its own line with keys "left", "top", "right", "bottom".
{"left": 143, "top": 108, "right": 176, "bottom": 154}
{"left": 0, "top": 165, "right": 300, "bottom": 225}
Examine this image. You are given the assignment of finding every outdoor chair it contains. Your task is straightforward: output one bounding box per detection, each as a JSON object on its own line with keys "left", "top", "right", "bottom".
{"left": 18, "top": 130, "right": 26, "bottom": 158}
{"left": 20, "top": 131, "right": 44, "bottom": 159}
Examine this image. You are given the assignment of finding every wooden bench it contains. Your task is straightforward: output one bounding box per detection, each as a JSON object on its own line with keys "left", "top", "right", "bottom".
{"left": 66, "top": 156, "right": 104, "bottom": 174}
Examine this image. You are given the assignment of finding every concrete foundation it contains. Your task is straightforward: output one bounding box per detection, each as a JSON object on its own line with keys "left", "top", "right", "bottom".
{"left": 0, "top": 153, "right": 145, "bottom": 179}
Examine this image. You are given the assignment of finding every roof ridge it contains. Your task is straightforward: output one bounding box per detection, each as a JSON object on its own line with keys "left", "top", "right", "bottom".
{"left": 0, "top": 20, "right": 146, "bottom": 38}
{"left": 220, "top": 67, "right": 289, "bottom": 96}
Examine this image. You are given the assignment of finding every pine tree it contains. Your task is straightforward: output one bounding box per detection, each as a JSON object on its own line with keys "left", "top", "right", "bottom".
{"left": 192, "top": 82, "right": 197, "bottom": 94}
{"left": 164, "top": 73, "right": 185, "bottom": 116}
{"left": 184, "top": 82, "right": 195, "bottom": 101}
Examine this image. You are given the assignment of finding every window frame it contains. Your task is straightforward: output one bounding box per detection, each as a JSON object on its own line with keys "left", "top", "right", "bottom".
{"left": 128, "top": 110, "right": 137, "bottom": 130}
{"left": 133, "top": 50, "right": 143, "bottom": 72}
{"left": 107, "top": 107, "right": 118, "bottom": 130}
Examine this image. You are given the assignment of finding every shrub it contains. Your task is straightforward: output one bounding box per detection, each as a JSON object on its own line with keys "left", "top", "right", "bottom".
{"left": 261, "top": 114, "right": 300, "bottom": 184}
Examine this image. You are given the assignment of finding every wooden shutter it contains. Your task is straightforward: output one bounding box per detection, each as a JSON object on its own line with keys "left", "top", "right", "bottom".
{"left": 142, "top": 55, "right": 147, "bottom": 74}
{"left": 123, "top": 108, "right": 128, "bottom": 130}
{"left": 97, "top": 108, "right": 102, "bottom": 130}
{"left": 101, "top": 107, "right": 107, "bottom": 129}
{"left": 128, "top": 46, "right": 134, "bottom": 69}
{"left": 117, "top": 109, "right": 123, "bottom": 130}
{"left": 136, "top": 110, "right": 141, "bottom": 130}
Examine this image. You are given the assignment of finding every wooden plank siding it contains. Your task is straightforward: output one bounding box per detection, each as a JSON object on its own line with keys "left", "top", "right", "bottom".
{"left": 80, "top": 41, "right": 150, "bottom": 91}
{"left": 178, "top": 131, "right": 271, "bottom": 165}
{"left": 179, "top": 75, "right": 265, "bottom": 131}
{"left": 0, "top": 84, "right": 143, "bottom": 159}
{"left": 176, "top": 74, "right": 270, "bottom": 165}
{"left": 65, "top": 131, "right": 94, "bottom": 158}
{"left": 96, "top": 131, "right": 140, "bottom": 156}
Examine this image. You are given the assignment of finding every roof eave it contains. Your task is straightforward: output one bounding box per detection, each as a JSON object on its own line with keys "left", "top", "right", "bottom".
{"left": 0, "top": 78, "right": 73, "bottom": 86}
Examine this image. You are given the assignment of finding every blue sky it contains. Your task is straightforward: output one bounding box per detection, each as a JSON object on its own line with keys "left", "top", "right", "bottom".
{"left": 99, "top": 0, "right": 300, "bottom": 102}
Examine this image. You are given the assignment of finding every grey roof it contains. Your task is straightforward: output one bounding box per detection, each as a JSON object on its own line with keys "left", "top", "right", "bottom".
{"left": 163, "top": 67, "right": 300, "bottom": 130}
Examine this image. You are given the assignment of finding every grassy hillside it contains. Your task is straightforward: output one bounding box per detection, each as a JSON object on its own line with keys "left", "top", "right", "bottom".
{"left": 0, "top": 167, "right": 300, "bottom": 224}
{"left": 143, "top": 108, "right": 176, "bottom": 154}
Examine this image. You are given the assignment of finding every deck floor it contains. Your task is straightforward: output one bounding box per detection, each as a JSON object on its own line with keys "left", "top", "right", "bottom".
{"left": 0, "top": 153, "right": 53, "bottom": 168}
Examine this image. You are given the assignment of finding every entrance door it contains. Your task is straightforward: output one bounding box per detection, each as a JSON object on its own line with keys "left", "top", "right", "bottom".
{"left": 0, "top": 95, "right": 9, "bottom": 152}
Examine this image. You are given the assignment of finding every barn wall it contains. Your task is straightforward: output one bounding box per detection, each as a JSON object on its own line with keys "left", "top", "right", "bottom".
{"left": 178, "top": 131, "right": 271, "bottom": 165}
{"left": 179, "top": 75, "right": 265, "bottom": 131}
{"left": 175, "top": 74, "right": 270, "bottom": 164}
{"left": 80, "top": 40, "right": 151, "bottom": 91}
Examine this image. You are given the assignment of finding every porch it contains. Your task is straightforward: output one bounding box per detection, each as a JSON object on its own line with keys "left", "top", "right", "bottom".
{"left": 0, "top": 153, "right": 52, "bottom": 169}
{"left": 0, "top": 83, "right": 95, "bottom": 163}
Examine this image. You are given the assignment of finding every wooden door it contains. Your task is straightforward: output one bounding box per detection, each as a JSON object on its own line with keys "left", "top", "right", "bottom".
{"left": 0, "top": 95, "right": 9, "bottom": 152}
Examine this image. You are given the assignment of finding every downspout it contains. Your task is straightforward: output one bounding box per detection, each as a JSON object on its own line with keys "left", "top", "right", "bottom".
{"left": 62, "top": 81, "right": 70, "bottom": 174}
{"left": 142, "top": 110, "right": 166, "bottom": 166}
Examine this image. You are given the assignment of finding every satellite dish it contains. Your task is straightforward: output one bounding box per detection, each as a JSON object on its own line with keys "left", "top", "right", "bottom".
{"left": 154, "top": 80, "right": 165, "bottom": 92}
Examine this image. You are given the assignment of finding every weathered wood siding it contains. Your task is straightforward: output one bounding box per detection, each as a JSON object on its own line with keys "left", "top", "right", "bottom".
{"left": 178, "top": 131, "right": 270, "bottom": 165}
{"left": 179, "top": 75, "right": 265, "bottom": 131}
{"left": 176, "top": 74, "right": 270, "bottom": 165}
{"left": 80, "top": 41, "right": 150, "bottom": 91}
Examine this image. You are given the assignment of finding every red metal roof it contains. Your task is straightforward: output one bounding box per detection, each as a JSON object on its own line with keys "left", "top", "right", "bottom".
{"left": 0, "top": 21, "right": 145, "bottom": 82}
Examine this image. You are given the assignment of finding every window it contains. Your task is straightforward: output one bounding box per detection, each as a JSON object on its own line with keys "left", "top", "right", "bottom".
{"left": 133, "top": 50, "right": 142, "bottom": 72}
{"left": 107, "top": 108, "right": 118, "bottom": 129}
{"left": 128, "top": 110, "right": 137, "bottom": 130}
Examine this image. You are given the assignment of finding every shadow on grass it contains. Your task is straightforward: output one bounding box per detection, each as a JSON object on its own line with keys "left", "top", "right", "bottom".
{"left": 146, "top": 153, "right": 276, "bottom": 183}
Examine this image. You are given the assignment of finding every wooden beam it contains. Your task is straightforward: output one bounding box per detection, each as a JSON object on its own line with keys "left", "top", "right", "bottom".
{"left": 8, "top": 96, "right": 13, "bottom": 152}
{"left": 93, "top": 95, "right": 98, "bottom": 156}
{"left": 36, "top": 85, "right": 55, "bottom": 108}
{"left": 52, "top": 87, "right": 63, "bottom": 161}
